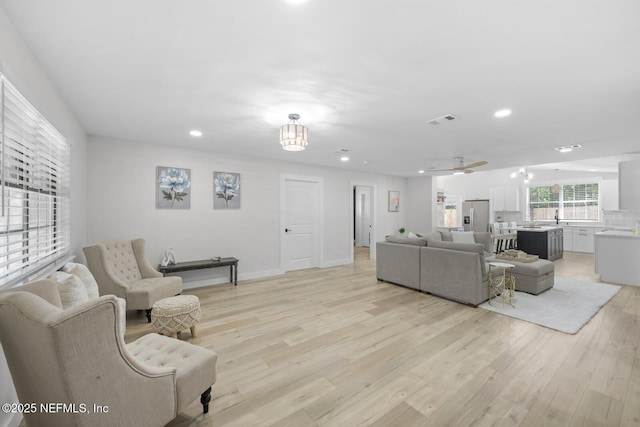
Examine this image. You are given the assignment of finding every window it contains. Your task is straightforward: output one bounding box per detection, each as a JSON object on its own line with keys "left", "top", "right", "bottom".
{"left": 444, "top": 203, "right": 458, "bottom": 227}
{"left": 527, "top": 183, "right": 599, "bottom": 222}
{"left": 0, "top": 74, "right": 71, "bottom": 287}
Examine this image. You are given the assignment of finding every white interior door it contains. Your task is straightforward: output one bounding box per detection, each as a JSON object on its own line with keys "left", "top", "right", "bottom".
{"left": 282, "top": 176, "right": 322, "bottom": 272}
{"left": 355, "top": 186, "right": 372, "bottom": 247}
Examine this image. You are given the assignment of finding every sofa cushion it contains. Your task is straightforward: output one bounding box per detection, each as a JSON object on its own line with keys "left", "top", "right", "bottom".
{"left": 62, "top": 262, "right": 100, "bottom": 300}
{"left": 127, "top": 333, "right": 217, "bottom": 412}
{"left": 417, "top": 231, "right": 442, "bottom": 242}
{"left": 428, "top": 240, "right": 487, "bottom": 277}
{"left": 384, "top": 235, "right": 428, "bottom": 246}
{"left": 48, "top": 271, "right": 90, "bottom": 309}
{"left": 428, "top": 240, "right": 484, "bottom": 255}
{"left": 452, "top": 231, "right": 475, "bottom": 244}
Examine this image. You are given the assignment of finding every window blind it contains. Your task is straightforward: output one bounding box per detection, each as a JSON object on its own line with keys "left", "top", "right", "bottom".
{"left": 527, "top": 183, "right": 599, "bottom": 222}
{"left": 0, "top": 74, "right": 71, "bottom": 287}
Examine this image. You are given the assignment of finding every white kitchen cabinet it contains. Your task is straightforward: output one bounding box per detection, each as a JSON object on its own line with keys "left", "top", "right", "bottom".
{"left": 572, "top": 227, "right": 594, "bottom": 253}
{"left": 568, "top": 226, "right": 607, "bottom": 253}
{"left": 464, "top": 187, "right": 491, "bottom": 201}
{"left": 563, "top": 227, "right": 573, "bottom": 251}
{"left": 492, "top": 186, "right": 519, "bottom": 211}
{"left": 600, "top": 179, "right": 619, "bottom": 211}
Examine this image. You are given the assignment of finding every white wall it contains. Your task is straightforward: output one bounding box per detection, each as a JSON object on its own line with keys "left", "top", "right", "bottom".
{"left": 405, "top": 176, "right": 434, "bottom": 234}
{"left": 87, "top": 136, "right": 407, "bottom": 286}
{"left": 0, "top": 6, "right": 88, "bottom": 427}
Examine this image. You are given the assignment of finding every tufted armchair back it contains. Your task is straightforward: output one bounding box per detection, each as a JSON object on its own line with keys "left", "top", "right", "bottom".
{"left": 101, "top": 240, "right": 144, "bottom": 283}
{"left": 83, "top": 238, "right": 164, "bottom": 298}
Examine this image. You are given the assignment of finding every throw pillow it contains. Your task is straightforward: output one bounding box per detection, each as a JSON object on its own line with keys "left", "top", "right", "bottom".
{"left": 439, "top": 231, "right": 453, "bottom": 242}
{"left": 407, "top": 231, "right": 419, "bottom": 238}
{"left": 451, "top": 231, "right": 476, "bottom": 244}
{"left": 48, "top": 271, "right": 89, "bottom": 309}
{"left": 62, "top": 262, "right": 100, "bottom": 300}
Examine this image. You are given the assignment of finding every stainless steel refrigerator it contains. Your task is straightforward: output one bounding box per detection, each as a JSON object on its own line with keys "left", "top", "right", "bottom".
{"left": 462, "top": 200, "right": 490, "bottom": 232}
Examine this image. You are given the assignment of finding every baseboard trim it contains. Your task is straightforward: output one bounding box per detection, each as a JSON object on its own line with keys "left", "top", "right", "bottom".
{"left": 322, "top": 258, "right": 352, "bottom": 268}
{"left": 181, "top": 268, "right": 285, "bottom": 290}
{"left": 179, "top": 262, "right": 354, "bottom": 290}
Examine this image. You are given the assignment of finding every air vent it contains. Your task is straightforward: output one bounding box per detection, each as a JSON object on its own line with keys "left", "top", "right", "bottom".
{"left": 427, "top": 114, "right": 459, "bottom": 125}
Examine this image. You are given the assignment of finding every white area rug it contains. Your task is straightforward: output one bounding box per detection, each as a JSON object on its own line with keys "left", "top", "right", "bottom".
{"left": 479, "top": 276, "right": 620, "bottom": 334}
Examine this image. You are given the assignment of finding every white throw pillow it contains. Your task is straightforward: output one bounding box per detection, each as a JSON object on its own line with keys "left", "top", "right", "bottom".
{"left": 48, "top": 271, "right": 89, "bottom": 309}
{"left": 407, "top": 231, "right": 419, "bottom": 238}
{"left": 451, "top": 231, "right": 476, "bottom": 244}
{"left": 62, "top": 262, "right": 100, "bottom": 300}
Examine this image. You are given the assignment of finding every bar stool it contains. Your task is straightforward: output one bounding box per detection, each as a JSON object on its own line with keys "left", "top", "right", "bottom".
{"left": 488, "top": 261, "right": 516, "bottom": 307}
{"left": 494, "top": 233, "right": 517, "bottom": 253}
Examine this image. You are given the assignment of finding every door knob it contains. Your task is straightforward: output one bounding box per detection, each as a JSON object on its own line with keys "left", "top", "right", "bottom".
{"left": 285, "top": 228, "right": 291, "bottom": 232}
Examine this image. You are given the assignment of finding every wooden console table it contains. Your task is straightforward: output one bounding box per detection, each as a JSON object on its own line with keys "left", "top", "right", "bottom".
{"left": 158, "top": 257, "right": 238, "bottom": 286}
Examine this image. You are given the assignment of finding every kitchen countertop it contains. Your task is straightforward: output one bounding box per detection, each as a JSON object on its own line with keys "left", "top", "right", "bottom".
{"left": 515, "top": 226, "right": 563, "bottom": 232}
{"left": 595, "top": 230, "right": 639, "bottom": 238}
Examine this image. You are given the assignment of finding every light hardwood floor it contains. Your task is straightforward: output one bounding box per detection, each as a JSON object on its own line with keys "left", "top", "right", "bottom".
{"left": 125, "top": 250, "right": 640, "bottom": 427}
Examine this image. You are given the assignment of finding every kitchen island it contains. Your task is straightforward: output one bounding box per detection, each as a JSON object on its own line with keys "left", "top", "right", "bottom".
{"left": 595, "top": 230, "right": 640, "bottom": 286}
{"left": 516, "top": 226, "right": 563, "bottom": 261}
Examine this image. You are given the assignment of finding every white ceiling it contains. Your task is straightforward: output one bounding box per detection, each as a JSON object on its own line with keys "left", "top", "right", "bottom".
{"left": 1, "top": 0, "right": 639, "bottom": 177}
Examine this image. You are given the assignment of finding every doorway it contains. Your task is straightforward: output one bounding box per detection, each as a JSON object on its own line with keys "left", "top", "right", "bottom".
{"left": 280, "top": 174, "right": 324, "bottom": 272}
{"left": 350, "top": 181, "right": 376, "bottom": 262}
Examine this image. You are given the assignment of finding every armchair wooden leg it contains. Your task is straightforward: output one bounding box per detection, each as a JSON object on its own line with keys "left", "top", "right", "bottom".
{"left": 145, "top": 309, "right": 152, "bottom": 323}
{"left": 201, "top": 387, "right": 212, "bottom": 414}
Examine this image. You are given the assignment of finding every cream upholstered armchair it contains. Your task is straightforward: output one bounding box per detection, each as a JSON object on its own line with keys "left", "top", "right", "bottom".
{"left": 0, "top": 279, "right": 217, "bottom": 427}
{"left": 83, "top": 238, "right": 182, "bottom": 322}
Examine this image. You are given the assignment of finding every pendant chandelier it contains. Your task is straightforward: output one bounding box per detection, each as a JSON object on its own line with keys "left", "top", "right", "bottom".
{"left": 279, "top": 113, "right": 309, "bottom": 151}
{"left": 510, "top": 167, "right": 533, "bottom": 184}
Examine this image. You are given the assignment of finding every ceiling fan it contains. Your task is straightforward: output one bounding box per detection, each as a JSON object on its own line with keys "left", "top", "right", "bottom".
{"left": 430, "top": 157, "right": 488, "bottom": 174}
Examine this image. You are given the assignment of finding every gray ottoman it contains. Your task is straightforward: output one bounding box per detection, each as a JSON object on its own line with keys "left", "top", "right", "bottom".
{"left": 507, "top": 259, "right": 554, "bottom": 294}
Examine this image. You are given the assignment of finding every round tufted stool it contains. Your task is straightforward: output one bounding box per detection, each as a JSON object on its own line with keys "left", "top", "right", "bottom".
{"left": 151, "top": 295, "right": 201, "bottom": 338}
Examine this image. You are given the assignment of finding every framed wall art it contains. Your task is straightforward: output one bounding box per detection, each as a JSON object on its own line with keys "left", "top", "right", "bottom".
{"left": 214, "top": 171, "right": 241, "bottom": 209}
{"left": 156, "top": 166, "right": 191, "bottom": 209}
{"left": 388, "top": 190, "right": 400, "bottom": 212}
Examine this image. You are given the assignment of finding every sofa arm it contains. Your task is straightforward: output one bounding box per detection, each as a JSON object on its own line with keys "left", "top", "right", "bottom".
{"left": 420, "top": 246, "right": 488, "bottom": 306}
{"left": 376, "top": 242, "right": 421, "bottom": 290}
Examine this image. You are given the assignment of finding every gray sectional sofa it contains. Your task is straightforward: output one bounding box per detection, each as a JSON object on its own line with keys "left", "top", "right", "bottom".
{"left": 376, "top": 231, "right": 493, "bottom": 306}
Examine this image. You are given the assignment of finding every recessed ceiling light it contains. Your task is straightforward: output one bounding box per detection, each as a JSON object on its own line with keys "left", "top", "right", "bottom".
{"left": 363, "top": 160, "right": 369, "bottom": 164}
{"left": 340, "top": 156, "right": 349, "bottom": 162}
{"left": 418, "top": 170, "right": 425, "bottom": 174}
{"left": 189, "top": 130, "right": 203, "bottom": 137}
{"left": 555, "top": 144, "right": 582, "bottom": 153}
{"left": 494, "top": 109, "right": 512, "bottom": 118}
{"left": 453, "top": 171, "right": 465, "bottom": 175}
